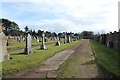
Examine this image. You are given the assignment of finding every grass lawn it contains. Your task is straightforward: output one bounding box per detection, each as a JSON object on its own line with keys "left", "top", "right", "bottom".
{"left": 57, "top": 53, "right": 84, "bottom": 78}
{"left": 57, "top": 39, "right": 97, "bottom": 78}
{"left": 90, "top": 40, "right": 119, "bottom": 77}
{"left": 2, "top": 40, "right": 80, "bottom": 78}
{"left": 7, "top": 39, "right": 59, "bottom": 50}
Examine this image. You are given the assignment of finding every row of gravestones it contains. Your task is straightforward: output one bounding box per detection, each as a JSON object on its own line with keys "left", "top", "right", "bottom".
{"left": 1, "top": 29, "right": 80, "bottom": 62}
{"left": 93, "top": 30, "right": 120, "bottom": 52}
{"left": 25, "top": 31, "right": 79, "bottom": 53}
{"left": 6, "top": 32, "right": 81, "bottom": 46}
{"left": 7, "top": 35, "right": 57, "bottom": 45}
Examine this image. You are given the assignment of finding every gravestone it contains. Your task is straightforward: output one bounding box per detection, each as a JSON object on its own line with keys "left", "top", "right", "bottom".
{"left": 64, "top": 35, "right": 67, "bottom": 44}
{"left": 51, "top": 37, "right": 53, "bottom": 40}
{"left": 40, "top": 31, "right": 47, "bottom": 49}
{"left": 56, "top": 41, "right": 60, "bottom": 46}
{"left": 7, "top": 39, "right": 12, "bottom": 46}
{"left": 45, "top": 37, "right": 48, "bottom": 42}
{"left": 39, "top": 37, "right": 42, "bottom": 42}
{"left": 20, "top": 35, "right": 23, "bottom": 42}
{"left": 33, "top": 36, "right": 37, "bottom": 40}
{"left": 24, "top": 33, "right": 32, "bottom": 54}
{"left": 0, "top": 32, "right": 10, "bottom": 62}
{"left": 22, "top": 37, "right": 25, "bottom": 41}
{"left": 77, "top": 36, "right": 79, "bottom": 40}
{"left": 59, "top": 37, "right": 61, "bottom": 41}
{"left": 17, "top": 36, "right": 20, "bottom": 42}
{"left": 13, "top": 36, "right": 15, "bottom": 40}
{"left": 37, "top": 39, "right": 40, "bottom": 43}
{"left": 107, "top": 41, "right": 110, "bottom": 47}
{"left": 67, "top": 34, "right": 71, "bottom": 43}
{"left": 70, "top": 36, "right": 73, "bottom": 42}
{"left": 36, "top": 36, "right": 40, "bottom": 43}
{"left": 54, "top": 37, "right": 57, "bottom": 40}
{"left": 57, "top": 36, "right": 59, "bottom": 40}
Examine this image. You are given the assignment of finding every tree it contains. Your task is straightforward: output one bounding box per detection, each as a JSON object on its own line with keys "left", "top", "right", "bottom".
{"left": 1, "top": 18, "right": 20, "bottom": 35}
{"left": 74, "top": 33, "right": 79, "bottom": 36}
{"left": 45, "top": 31, "right": 51, "bottom": 37}
{"left": 81, "top": 31, "right": 94, "bottom": 39}
{"left": 37, "top": 30, "right": 42, "bottom": 36}
{"left": 32, "top": 30, "right": 37, "bottom": 37}
{"left": 24, "top": 26, "right": 29, "bottom": 33}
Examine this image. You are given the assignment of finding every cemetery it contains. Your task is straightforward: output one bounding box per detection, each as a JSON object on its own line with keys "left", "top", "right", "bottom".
{"left": 0, "top": 1, "right": 120, "bottom": 79}
{"left": 0, "top": 20, "right": 119, "bottom": 78}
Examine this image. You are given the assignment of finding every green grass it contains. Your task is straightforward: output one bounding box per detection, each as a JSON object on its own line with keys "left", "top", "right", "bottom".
{"left": 2, "top": 40, "right": 80, "bottom": 78}
{"left": 57, "top": 54, "right": 83, "bottom": 78}
{"left": 90, "top": 40, "right": 119, "bottom": 76}
{"left": 7, "top": 39, "right": 60, "bottom": 50}
{"left": 57, "top": 39, "right": 96, "bottom": 78}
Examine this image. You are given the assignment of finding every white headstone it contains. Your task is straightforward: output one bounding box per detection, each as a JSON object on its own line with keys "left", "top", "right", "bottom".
{"left": 40, "top": 32, "right": 47, "bottom": 49}
{"left": 64, "top": 35, "right": 67, "bottom": 44}
{"left": 24, "top": 33, "right": 32, "bottom": 54}
{"left": 0, "top": 32, "right": 10, "bottom": 62}
{"left": 56, "top": 41, "right": 61, "bottom": 46}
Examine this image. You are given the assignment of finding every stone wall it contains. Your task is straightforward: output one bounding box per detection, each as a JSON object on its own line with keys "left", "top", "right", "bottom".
{"left": 94, "top": 30, "right": 120, "bottom": 52}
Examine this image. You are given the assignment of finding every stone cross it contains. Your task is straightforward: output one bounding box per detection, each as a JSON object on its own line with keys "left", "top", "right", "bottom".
{"left": 40, "top": 31, "right": 46, "bottom": 49}
{"left": 24, "top": 33, "right": 32, "bottom": 54}
{"left": 0, "top": 27, "right": 9, "bottom": 62}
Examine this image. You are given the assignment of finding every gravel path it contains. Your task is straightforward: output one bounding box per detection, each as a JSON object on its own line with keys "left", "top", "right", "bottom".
{"left": 17, "top": 41, "right": 81, "bottom": 78}
{"left": 17, "top": 39, "right": 104, "bottom": 78}
{"left": 57, "top": 39, "right": 105, "bottom": 78}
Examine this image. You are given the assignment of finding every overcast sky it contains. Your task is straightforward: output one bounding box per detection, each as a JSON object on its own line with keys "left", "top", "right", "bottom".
{"left": 1, "top": 0, "right": 119, "bottom": 33}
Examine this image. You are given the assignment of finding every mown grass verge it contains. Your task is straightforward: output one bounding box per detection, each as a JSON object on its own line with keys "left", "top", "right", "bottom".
{"left": 57, "top": 53, "right": 83, "bottom": 78}
{"left": 2, "top": 40, "right": 80, "bottom": 78}
{"left": 7, "top": 39, "right": 58, "bottom": 50}
{"left": 90, "top": 40, "right": 119, "bottom": 77}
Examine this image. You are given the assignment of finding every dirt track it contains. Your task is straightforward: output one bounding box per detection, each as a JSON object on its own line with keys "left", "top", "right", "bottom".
{"left": 57, "top": 39, "right": 105, "bottom": 78}
{"left": 16, "top": 39, "right": 104, "bottom": 78}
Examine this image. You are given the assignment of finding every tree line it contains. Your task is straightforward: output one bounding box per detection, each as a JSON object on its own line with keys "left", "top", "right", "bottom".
{"left": 0, "top": 18, "right": 59, "bottom": 37}
{"left": 1, "top": 18, "right": 94, "bottom": 38}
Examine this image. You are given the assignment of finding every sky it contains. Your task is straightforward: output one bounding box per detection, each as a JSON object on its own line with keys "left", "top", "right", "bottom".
{"left": 1, "top": 0, "right": 119, "bottom": 33}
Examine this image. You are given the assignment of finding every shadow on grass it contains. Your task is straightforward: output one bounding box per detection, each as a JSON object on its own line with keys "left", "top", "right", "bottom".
{"left": 81, "top": 59, "right": 96, "bottom": 65}
{"left": 10, "top": 52, "right": 25, "bottom": 55}
{"left": 35, "top": 48, "right": 48, "bottom": 50}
